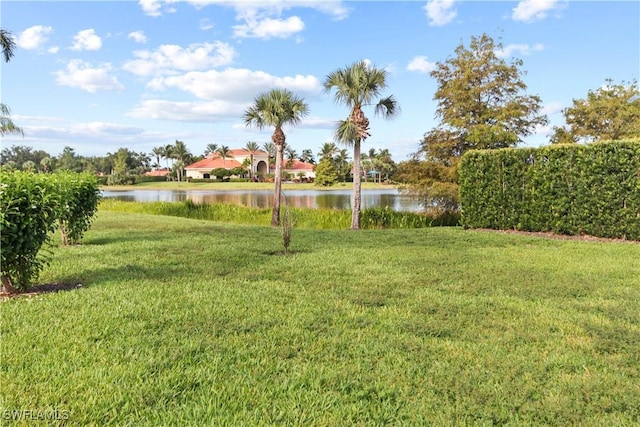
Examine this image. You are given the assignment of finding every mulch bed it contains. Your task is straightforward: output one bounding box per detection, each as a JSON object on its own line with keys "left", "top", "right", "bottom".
{"left": 1, "top": 282, "right": 83, "bottom": 301}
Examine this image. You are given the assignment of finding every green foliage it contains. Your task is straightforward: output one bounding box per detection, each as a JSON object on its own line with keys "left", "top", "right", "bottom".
{"left": 0, "top": 171, "right": 59, "bottom": 291}
{"left": 54, "top": 171, "right": 102, "bottom": 245}
{"left": 406, "top": 33, "right": 548, "bottom": 212}
{"left": 553, "top": 79, "right": 640, "bottom": 143}
{"left": 459, "top": 140, "right": 640, "bottom": 240}
{"left": 314, "top": 157, "right": 339, "bottom": 187}
{"left": 211, "top": 168, "right": 232, "bottom": 180}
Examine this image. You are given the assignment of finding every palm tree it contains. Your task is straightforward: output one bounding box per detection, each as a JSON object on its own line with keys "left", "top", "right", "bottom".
{"left": 244, "top": 89, "right": 309, "bottom": 226}
{"left": 204, "top": 143, "right": 219, "bottom": 157}
{"left": 1, "top": 29, "right": 16, "bottom": 63}
{"left": 262, "top": 142, "right": 276, "bottom": 168}
{"left": 285, "top": 145, "right": 298, "bottom": 168}
{"left": 245, "top": 141, "right": 260, "bottom": 179}
{"left": 317, "top": 142, "right": 338, "bottom": 162}
{"left": 163, "top": 144, "right": 174, "bottom": 168}
{"left": 300, "top": 149, "right": 315, "bottom": 164}
{"left": 172, "top": 140, "right": 191, "bottom": 182}
{"left": 151, "top": 146, "right": 164, "bottom": 169}
{"left": 335, "top": 148, "right": 351, "bottom": 183}
{"left": 0, "top": 103, "right": 23, "bottom": 137}
{"left": 216, "top": 145, "right": 231, "bottom": 167}
{"left": 324, "top": 60, "right": 399, "bottom": 229}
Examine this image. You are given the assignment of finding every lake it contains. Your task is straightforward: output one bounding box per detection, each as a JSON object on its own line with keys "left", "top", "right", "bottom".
{"left": 101, "top": 188, "right": 424, "bottom": 212}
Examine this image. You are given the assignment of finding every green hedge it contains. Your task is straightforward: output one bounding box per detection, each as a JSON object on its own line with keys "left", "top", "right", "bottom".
{"left": 459, "top": 140, "right": 640, "bottom": 240}
{"left": 0, "top": 171, "right": 101, "bottom": 292}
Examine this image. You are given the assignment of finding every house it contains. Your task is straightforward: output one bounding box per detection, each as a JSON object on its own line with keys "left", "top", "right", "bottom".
{"left": 185, "top": 149, "right": 270, "bottom": 179}
{"left": 284, "top": 159, "right": 315, "bottom": 182}
{"left": 143, "top": 168, "right": 171, "bottom": 177}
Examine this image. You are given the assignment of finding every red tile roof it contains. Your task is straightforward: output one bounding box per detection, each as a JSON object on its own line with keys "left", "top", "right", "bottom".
{"left": 285, "top": 159, "right": 314, "bottom": 170}
{"left": 186, "top": 156, "right": 242, "bottom": 170}
{"left": 144, "top": 169, "right": 171, "bottom": 176}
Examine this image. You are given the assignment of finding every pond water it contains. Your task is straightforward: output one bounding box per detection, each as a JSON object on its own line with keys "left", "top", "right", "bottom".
{"left": 101, "top": 188, "right": 424, "bottom": 212}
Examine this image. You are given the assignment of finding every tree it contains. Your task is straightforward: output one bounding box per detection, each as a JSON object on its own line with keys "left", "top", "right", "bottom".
{"left": 244, "top": 141, "right": 260, "bottom": 179}
{"left": 300, "top": 149, "right": 315, "bottom": 164}
{"left": 171, "top": 140, "right": 191, "bottom": 182}
{"left": 403, "top": 33, "right": 547, "bottom": 213}
{"left": 552, "top": 79, "right": 640, "bottom": 142}
{"left": 1, "top": 104, "right": 24, "bottom": 137}
{"left": 314, "top": 157, "right": 339, "bottom": 187}
{"left": 335, "top": 148, "right": 351, "bottom": 183}
{"left": 205, "top": 143, "right": 219, "bottom": 156}
{"left": 1, "top": 29, "right": 16, "bottom": 63}
{"left": 216, "top": 145, "right": 231, "bottom": 167}
{"left": 56, "top": 147, "right": 83, "bottom": 172}
{"left": 324, "top": 60, "right": 399, "bottom": 229}
{"left": 244, "top": 89, "right": 309, "bottom": 226}
{"left": 285, "top": 145, "right": 298, "bottom": 168}
{"left": 151, "top": 146, "right": 164, "bottom": 168}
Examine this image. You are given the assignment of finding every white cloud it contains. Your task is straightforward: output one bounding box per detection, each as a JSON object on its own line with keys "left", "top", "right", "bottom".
{"left": 48, "top": 46, "right": 60, "bottom": 54}
{"left": 122, "top": 42, "right": 235, "bottom": 76}
{"left": 128, "top": 31, "right": 147, "bottom": 44}
{"left": 233, "top": 16, "right": 305, "bottom": 39}
{"left": 128, "top": 99, "right": 245, "bottom": 122}
{"left": 406, "top": 56, "right": 436, "bottom": 73}
{"left": 16, "top": 25, "right": 53, "bottom": 50}
{"left": 495, "top": 43, "right": 544, "bottom": 58}
{"left": 71, "top": 29, "right": 102, "bottom": 51}
{"left": 512, "top": 0, "right": 565, "bottom": 23}
{"left": 149, "top": 68, "right": 322, "bottom": 101}
{"left": 54, "top": 60, "right": 124, "bottom": 93}
{"left": 200, "top": 18, "right": 215, "bottom": 31}
{"left": 541, "top": 101, "right": 564, "bottom": 116}
{"left": 139, "top": 0, "right": 162, "bottom": 17}
{"left": 424, "top": 0, "right": 457, "bottom": 26}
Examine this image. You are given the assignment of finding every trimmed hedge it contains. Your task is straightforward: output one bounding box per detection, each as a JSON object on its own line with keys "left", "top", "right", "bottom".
{"left": 459, "top": 140, "right": 640, "bottom": 240}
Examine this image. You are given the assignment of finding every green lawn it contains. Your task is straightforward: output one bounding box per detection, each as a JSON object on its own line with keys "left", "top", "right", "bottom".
{"left": 1, "top": 211, "right": 639, "bottom": 426}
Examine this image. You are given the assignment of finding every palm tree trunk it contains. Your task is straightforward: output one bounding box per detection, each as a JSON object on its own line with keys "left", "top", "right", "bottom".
{"left": 272, "top": 143, "right": 283, "bottom": 226}
{"left": 351, "top": 140, "right": 362, "bottom": 230}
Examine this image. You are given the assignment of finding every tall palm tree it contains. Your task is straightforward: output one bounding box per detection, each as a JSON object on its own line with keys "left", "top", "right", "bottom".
{"left": 163, "top": 144, "right": 174, "bottom": 168}
{"left": 151, "top": 146, "right": 164, "bottom": 169}
{"left": 244, "top": 89, "right": 309, "bottom": 226}
{"left": 335, "top": 148, "right": 351, "bottom": 183}
{"left": 216, "top": 145, "right": 231, "bottom": 167}
{"left": 245, "top": 141, "right": 260, "bottom": 179}
{"left": 1, "top": 29, "right": 16, "bottom": 63}
{"left": 324, "top": 60, "right": 399, "bottom": 229}
{"left": 172, "top": 140, "right": 191, "bottom": 182}
{"left": 205, "top": 143, "right": 219, "bottom": 157}
{"left": 285, "top": 145, "right": 298, "bottom": 168}
{"left": 262, "top": 142, "right": 276, "bottom": 168}
{"left": 300, "top": 149, "right": 315, "bottom": 164}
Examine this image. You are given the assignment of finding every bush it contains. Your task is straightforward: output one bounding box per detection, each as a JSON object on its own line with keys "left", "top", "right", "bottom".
{"left": 55, "top": 171, "right": 102, "bottom": 245}
{"left": 0, "top": 171, "right": 59, "bottom": 292}
{"left": 459, "top": 140, "right": 640, "bottom": 240}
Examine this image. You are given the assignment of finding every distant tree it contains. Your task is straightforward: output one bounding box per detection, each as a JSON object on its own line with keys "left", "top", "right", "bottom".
{"left": 402, "top": 33, "right": 547, "bottom": 213}
{"left": 552, "top": 79, "right": 640, "bottom": 143}
{"left": 56, "top": 147, "right": 83, "bottom": 172}
{"left": 151, "top": 146, "right": 164, "bottom": 168}
{"left": 211, "top": 168, "right": 231, "bottom": 180}
{"left": 171, "top": 140, "right": 191, "bottom": 182}
{"left": 300, "top": 149, "right": 315, "bottom": 164}
{"left": 317, "top": 142, "right": 338, "bottom": 162}
{"left": 1, "top": 145, "right": 50, "bottom": 170}
{"left": 262, "top": 142, "right": 276, "bottom": 166}
{"left": 314, "top": 157, "right": 339, "bottom": 187}
{"left": 549, "top": 126, "right": 579, "bottom": 145}
{"left": 40, "top": 156, "right": 55, "bottom": 173}
{"left": 216, "top": 145, "right": 231, "bottom": 167}
{"left": 21, "top": 160, "right": 36, "bottom": 172}
{"left": 324, "top": 60, "right": 399, "bottom": 229}
{"left": 285, "top": 145, "right": 298, "bottom": 167}
{"left": 244, "top": 89, "right": 309, "bottom": 226}
{"left": 244, "top": 141, "right": 260, "bottom": 179}
{"left": 334, "top": 148, "right": 351, "bottom": 183}
{"left": 205, "top": 143, "right": 219, "bottom": 156}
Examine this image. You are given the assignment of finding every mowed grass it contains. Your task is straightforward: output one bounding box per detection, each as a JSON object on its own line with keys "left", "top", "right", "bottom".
{"left": 1, "top": 211, "right": 639, "bottom": 426}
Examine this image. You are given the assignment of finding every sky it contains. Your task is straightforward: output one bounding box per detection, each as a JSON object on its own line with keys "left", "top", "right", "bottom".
{"left": 1, "top": 0, "right": 638, "bottom": 162}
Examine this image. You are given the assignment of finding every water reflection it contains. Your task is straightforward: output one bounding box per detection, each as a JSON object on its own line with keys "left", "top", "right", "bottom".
{"left": 101, "top": 188, "right": 423, "bottom": 212}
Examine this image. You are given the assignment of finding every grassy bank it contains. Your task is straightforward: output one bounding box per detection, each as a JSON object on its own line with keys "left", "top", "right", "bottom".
{"left": 1, "top": 211, "right": 639, "bottom": 425}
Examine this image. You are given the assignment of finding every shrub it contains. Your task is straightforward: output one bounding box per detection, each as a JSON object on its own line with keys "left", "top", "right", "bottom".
{"left": 55, "top": 171, "right": 102, "bottom": 245}
{"left": 0, "top": 171, "right": 59, "bottom": 292}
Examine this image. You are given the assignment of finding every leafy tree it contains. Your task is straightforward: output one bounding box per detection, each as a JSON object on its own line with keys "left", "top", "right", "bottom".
{"left": 211, "top": 168, "right": 231, "bottom": 180}
{"left": 245, "top": 141, "right": 260, "bottom": 179}
{"left": 56, "top": 146, "right": 83, "bottom": 172}
{"left": 324, "top": 60, "right": 399, "bottom": 229}
{"left": 1, "top": 145, "right": 50, "bottom": 171}
{"left": 314, "top": 157, "right": 339, "bottom": 187}
{"left": 551, "top": 79, "right": 640, "bottom": 143}
{"left": 403, "top": 33, "right": 547, "bottom": 213}
{"left": 244, "top": 89, "right": 309, "bottom": 226}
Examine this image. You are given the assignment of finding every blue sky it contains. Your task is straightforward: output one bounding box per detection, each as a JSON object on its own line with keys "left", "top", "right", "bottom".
{"left": 1, "top": 0, "right": 638, "bottom": 162}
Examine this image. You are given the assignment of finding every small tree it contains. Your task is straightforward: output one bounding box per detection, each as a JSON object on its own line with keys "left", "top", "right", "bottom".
{"left": 314, "top": 157, "right": 339, "bottom": 187}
